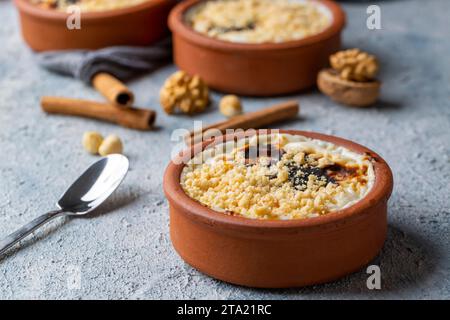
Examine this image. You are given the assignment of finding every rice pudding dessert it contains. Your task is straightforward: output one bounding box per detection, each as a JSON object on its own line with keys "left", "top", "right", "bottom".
{"left": 181, "top": 133, "right": 375, "bottom": 220}
{"left": 185, "top": 0, "right": 332, "bottom": 44}
{"left": 30, "top": 0, "right": 151, "bottom": 11}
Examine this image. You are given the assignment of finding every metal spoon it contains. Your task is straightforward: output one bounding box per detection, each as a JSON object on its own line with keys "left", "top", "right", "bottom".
{"left": 0, "top": 154, "right": 129, "bottom": 256}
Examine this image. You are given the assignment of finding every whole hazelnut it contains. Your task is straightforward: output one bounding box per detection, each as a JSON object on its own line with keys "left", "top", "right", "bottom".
{"left": 98, "top": 135, "right": 123, "bottom": 156}
{"left": 82, "top": 131, "right": 103, "bottom": 154}
{"left": 219, "top": 95, "right": 242, "bottom": 117}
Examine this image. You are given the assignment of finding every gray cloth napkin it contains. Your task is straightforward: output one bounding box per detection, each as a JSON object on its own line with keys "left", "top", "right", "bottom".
{"left": 36, "top": 38, "right": 172, "bottom": 84}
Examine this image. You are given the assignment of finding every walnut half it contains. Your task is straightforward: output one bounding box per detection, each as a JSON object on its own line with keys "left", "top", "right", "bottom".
{"left": 317, "top": 69, "right": 381, "bottom": 107}
{"left": 330, "top": 48, "right": 379, "bottom": 82}
{"left": 318, "top": 48, "right": 381, "bottom": 107}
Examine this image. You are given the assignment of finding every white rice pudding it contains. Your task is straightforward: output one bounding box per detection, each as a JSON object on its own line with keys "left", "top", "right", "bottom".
{"left": 185, "top": 0, "right": 332, "bottom": 44}
{"left": 181, "top": 133, "right": 375, "bottom": 220}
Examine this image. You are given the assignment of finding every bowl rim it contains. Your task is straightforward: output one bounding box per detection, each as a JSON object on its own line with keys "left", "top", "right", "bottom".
{"left": 168, "top": 0, "right": 346, "bottom": 52}
{"left": 14, "top": 0, "right": 175, "bottom": 21}
{"left": 164, "top": 129, "right": 393, "bottom": 232}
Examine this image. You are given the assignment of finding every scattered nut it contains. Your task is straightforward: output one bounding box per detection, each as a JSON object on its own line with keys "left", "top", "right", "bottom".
{"left": 82, "top": 131, "right": 103, "bottom": 154}
{"left": 160, "top": 70, "right": 210, "bottom": 115}
{"left": 98, "top": 135, "right": 123, "bottom": 156}
{"left": 330, "top": 48, "right": 378, "bottom": 82}
{"left": 317, "top": 69, "right": 381, "bottom": 107}
{"left": 219, "top": 95, "right": 242, "bottom": 117}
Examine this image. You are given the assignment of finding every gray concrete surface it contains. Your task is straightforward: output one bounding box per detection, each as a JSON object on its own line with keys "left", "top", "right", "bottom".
{"left": 0, "top": 0, "right": 449, "bottom": 299}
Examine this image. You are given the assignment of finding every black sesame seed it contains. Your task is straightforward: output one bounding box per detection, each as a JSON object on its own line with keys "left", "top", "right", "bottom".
{"left": 285, "top": 161, "right": 334, "bottom": 191}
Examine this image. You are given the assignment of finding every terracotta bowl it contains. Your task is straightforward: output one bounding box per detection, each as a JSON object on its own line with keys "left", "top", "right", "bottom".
{"left": 164, "top": 130, "right": 393, "bottom": 288}
{"left": 14, "top": 0, "right": 177, "bottom": 51}
{"left": 168, "top": 0, "right": 346, "bottom": 96}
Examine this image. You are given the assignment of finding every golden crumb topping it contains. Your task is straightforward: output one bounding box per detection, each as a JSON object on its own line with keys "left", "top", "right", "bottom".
{"left": 181, "top": 134, "right": 374, "bottom": 220}
{"left": 185, "top": 0, "right": 331, "bottom": 44}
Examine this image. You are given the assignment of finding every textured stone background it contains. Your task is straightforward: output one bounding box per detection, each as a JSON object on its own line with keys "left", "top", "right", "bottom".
{"left": 0, "top": 0, "right": 449, "bottom": 299}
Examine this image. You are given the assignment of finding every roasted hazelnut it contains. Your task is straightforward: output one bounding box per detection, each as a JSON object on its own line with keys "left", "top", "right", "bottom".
{"left": 82, "top": 131, "right": 103, "bottom": 155}
{"left": 219, "top": 95, "right": 242, "bottom": 117}
{"left": 98, "top": 135, "right": 123, "bottom": 156}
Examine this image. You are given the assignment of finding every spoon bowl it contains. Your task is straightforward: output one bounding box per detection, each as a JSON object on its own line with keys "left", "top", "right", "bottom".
{"left": 58, "top": 154, "right": 129, "bottom": 215}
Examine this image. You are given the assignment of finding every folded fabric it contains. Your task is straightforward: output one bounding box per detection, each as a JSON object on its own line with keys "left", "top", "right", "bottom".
{"left": 36, "top": 38, "right": 172, "bottom": 84}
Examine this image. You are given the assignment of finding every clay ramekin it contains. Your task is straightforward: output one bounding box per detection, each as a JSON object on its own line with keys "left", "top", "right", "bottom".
{"left": 14, "top": 0, "right": 177, "bottom": 51}
{"left": 168, "top": 0, "right": 346, "bottom": 96}
{"left": 164, "top": 130, "right": 393, "bottom": 288}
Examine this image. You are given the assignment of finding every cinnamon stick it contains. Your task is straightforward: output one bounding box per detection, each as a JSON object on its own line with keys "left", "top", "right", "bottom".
{"left": 186, "top": 100, "right": 299, "bottom": 145}
{"left": 92, "top": 73, "right": 135, "bottom": 107}
{"left": 41, "top": 96, "right": 156, "bottom": 130}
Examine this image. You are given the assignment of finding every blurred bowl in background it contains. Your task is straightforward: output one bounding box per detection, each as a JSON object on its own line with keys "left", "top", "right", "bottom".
{"left": 169, "top": 0, "right": 346, "bottom": 96}
{"left": 14, "top": 0, "right": 177, "bottom": 51}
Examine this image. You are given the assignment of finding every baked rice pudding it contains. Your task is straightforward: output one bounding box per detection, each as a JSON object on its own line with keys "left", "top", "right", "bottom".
{"left": 181, "top": 133, "right": 375, "bottom": 220}
{"left": 30, "top": 0, "right": 151, "bottom": 11}
{"left": 185, "top": 0, "right": 332, "bottom": 44}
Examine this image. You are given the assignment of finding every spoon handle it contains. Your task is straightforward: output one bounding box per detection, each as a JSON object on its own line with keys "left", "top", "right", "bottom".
{"left": 0, "top": 209, "right": 65, "bottom": 256}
